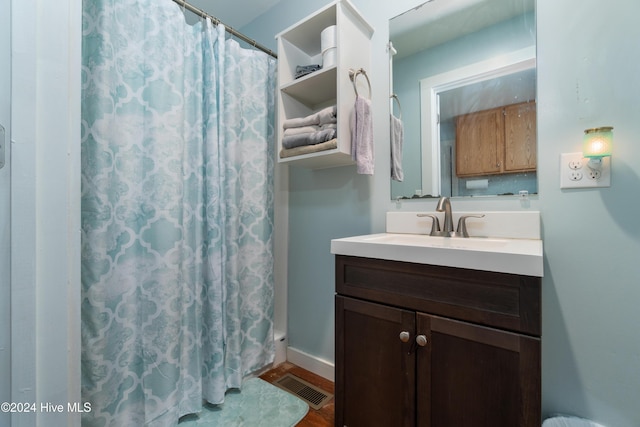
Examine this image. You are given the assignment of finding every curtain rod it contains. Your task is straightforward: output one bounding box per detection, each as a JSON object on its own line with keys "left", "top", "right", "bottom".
{"left": 171, "top": 0, "right": 277, "bottom": 59}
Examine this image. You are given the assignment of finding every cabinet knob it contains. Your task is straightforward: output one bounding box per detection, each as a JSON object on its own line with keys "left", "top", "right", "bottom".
{"left": 416, "top": 335, "right": 428, "bottom": 347}
{"left": 399, "top": 331, "right": 410, "bottom": 343}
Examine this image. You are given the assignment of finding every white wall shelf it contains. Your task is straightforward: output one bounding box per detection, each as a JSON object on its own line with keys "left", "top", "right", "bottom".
{"left": 275, "top": 0, "right": 373, "bottom": 169}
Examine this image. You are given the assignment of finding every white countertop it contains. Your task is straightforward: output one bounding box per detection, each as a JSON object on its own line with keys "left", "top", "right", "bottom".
{"left": 331, "top": 232, "right": 543, "bottom": 277}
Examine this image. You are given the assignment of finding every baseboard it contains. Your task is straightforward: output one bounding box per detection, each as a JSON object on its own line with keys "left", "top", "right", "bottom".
{"left": 286, "top": 346, "right": 335, "bottom": 382}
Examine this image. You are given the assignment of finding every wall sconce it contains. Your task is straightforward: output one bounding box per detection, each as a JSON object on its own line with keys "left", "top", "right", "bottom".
{"left": 583, "top": 126, "right": 613, "bottom": 170}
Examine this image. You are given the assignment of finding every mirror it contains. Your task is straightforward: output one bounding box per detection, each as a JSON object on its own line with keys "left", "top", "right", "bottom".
{"left": 389, "top": 0, "right": 536, "bottom": 200}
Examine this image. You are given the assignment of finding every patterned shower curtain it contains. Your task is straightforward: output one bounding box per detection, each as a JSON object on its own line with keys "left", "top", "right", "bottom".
{"left": 81, "top": 0, "right": 276, "bottom": 425}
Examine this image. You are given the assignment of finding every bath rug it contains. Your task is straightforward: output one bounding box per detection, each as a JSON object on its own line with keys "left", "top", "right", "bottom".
{"left": 179, "top": 377, "right": 309, "bottom": 427}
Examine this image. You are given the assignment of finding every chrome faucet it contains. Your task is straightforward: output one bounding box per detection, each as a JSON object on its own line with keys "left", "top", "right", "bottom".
{"left": 436, "top": 196, "right": 454, "bottom": 236}
{"left": 417, "top": 196, "right": 453, "bottom": 237}
{"left": 417, "top": 196, "right": 485, "bottom": 237}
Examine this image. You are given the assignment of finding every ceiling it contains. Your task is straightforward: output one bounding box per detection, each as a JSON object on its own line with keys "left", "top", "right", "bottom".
{"left": 181, "top": 0, "right": 282, "bottom": 29}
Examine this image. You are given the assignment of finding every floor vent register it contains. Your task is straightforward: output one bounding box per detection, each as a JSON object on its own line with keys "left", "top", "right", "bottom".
{"left": 273, "top": 373, "right": 333, "bottom": 410}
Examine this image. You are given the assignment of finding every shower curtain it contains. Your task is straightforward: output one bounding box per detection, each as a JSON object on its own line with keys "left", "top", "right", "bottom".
{"left": 81, "top": 0, "right": 276, "bottom": 425}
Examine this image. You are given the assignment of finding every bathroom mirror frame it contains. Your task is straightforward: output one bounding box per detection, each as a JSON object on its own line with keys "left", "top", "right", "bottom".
{"left": 420, "top": 47, "right": 536, "bottom": 196}
{"left": 389, "top": 0, "right": 537, "bottom": 200}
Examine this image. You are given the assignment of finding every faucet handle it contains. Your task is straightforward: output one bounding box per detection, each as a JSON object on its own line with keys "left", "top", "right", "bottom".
{"left": 456, "top": 215, "right": 485, "bottom": 238}
{"left": 417, "top": 213, "right": 441, "bottom": 235}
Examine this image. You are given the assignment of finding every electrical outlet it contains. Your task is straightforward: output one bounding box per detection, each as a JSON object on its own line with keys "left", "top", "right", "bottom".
{"left": 568, "top": 159, "right": 582, "bottom": 170}
{"left": 587, "top": 169, "right": 601, "bottom": 180}
{"left": 569, "top": 170, "right": 583, "bottom": 181}
{"left": 560, "top": 152, "right": 611, "bottom": 189}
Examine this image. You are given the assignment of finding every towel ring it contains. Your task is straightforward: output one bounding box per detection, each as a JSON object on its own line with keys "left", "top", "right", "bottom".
{"left": 390, "top": 94, "right": 402, "bottom": 120}
{"left": 349, "top": 68, "right": 371, "bottom": 99}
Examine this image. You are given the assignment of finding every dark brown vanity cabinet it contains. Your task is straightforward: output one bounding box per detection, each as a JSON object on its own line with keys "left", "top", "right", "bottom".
{"left": 335, "top": 255, "right": 541, "bottom": 427}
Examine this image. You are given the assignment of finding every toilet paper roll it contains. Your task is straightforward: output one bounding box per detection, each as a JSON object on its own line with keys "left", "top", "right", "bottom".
{"left": 322, "top": 47, "right": 336, "bottom": 67}
{"left": 321, "top": 25, "right": 337, "bottom": 51}
{"left": 466, "top": 179, "right": 489, "bottom": 190}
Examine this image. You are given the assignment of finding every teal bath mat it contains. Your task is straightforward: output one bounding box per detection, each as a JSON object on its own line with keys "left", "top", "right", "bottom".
{"left": 179, "top": 377, "right": 309, "bottom": 427}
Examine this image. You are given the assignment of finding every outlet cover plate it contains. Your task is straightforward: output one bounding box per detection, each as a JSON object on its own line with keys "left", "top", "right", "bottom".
{"left": 560, "top": 152, "right": 611, "bottom": 189}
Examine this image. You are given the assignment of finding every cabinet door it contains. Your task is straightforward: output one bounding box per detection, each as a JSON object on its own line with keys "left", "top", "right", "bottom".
{"left": 416, "top": 314, "right": 540, "bottom": 427}
{"left": 336, "top": 296, "right": 416, "bottom": 427}
{"left": 455, "top": 107, "right": 504, "bottom": 177}
{"left": 504, "top": 102, "right": 537, "bottom": 172}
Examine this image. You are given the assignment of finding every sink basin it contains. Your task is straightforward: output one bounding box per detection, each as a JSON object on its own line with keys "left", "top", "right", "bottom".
{"left": 331, "top": 233, "right": 543, "bottom": 276}
{"left": 357, "top": 233, "right": 511, "bottom": 250}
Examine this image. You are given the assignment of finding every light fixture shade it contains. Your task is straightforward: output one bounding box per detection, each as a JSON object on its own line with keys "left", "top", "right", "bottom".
{"left": 583, "top": 127, "right": 613, "bottom": 158}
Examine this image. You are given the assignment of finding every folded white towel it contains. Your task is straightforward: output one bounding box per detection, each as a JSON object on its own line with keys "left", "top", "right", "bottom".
{"left": 390, "top": 114, "right": 404, "bottom": 181}
{"left": 350, "top": 96, "right": 374, "bottom": 175}
{"left": 283, "top": 105, "right": 337, "bottom": 129}
{"left": 283, "top": 114, "right": 319, "bottom": 129}
{"left": 317, "top": 105, "right": 337, "bottom": 126}
{"left": 283, "top": 125, "right": 321, "bottom": 137}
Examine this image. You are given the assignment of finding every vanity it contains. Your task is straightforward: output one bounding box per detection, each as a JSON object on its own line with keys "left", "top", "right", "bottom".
{"left": 331, "top": 211, "right": 543, "bottom": 426}
{"left": 328, "top": 0, "right": 541, "bottom": 422}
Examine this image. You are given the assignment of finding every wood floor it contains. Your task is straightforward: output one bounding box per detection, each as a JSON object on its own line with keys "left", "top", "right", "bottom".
{"left": 260, "top": 362, "right": 334, "bottom": 427}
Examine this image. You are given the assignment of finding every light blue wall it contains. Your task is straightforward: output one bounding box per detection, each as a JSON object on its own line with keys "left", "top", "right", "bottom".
{"left": 537, "top": 1, "right": 640, "bottom": 425}
{"left": 246, "top": 0, "right": 640, "bottom": 425}
{"left": 287, "top": 167, "right": 371, "bottom": 361}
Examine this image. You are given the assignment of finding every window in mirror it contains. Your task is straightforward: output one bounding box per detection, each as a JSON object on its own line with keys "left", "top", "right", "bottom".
{"left": 389, "top": 0, "right": 536, "bottom": 200}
